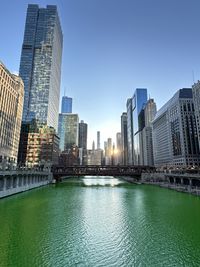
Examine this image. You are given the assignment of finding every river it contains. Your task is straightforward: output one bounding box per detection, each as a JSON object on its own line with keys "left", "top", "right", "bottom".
{"left": 0, "top": 176, "right": 200, "bottom": 266}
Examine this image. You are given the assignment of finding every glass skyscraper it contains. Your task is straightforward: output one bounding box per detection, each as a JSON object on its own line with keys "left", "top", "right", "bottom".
{"left": 78, "top": 120, "right": 88, "bottom": 150}
{"left": 19, "top": 4, "right": 63, "bottom": 130}
{"left": 132, "top": 88, "right": 147, "bottom": 165}
{"left": 61, "top": 96, "right": 72, "bottom": 113}
{"left": 58, "top": 114, "right": 79, "bottom": 151}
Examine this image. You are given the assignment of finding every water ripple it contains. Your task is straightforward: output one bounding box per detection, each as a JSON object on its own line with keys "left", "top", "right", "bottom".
{"left": 0, "top": 178, "right": 200, "bottom": 266}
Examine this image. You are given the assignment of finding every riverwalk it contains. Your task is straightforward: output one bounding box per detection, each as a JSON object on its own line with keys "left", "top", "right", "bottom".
{"left": 0, "top": 170, "right": 52, "bottom": 198}
{"left": 142, "top": 181, "right": 200, "bottom": 196}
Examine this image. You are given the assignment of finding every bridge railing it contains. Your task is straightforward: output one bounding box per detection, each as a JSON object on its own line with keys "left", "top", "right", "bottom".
{"left": 52, "top": 165, "right": 155, "bottom": 178}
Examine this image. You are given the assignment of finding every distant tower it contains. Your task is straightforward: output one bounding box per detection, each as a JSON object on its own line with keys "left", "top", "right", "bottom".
{"left": 107, "top": 138, "right": 112, "bottom": 156}
{"left": 78, "top": 120, "right": 88, "bottom": 149}
{"left": 92, "top": 141, "right": 95, "bottom": 151}
{"left": 121, "top": 112, "right": 128, "bottom": 165}
{"left": 61, "top": 96, "right": 72, "bottom": 113}
{"left": 97, "top": 131, "right": 100, "bottom": 149}
{"left": 58, "top": 114, "right": 79, "bottom": 151}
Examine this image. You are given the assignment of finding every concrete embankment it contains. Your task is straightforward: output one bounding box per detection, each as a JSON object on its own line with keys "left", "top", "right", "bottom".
{"left": 0, "top": 170, "right": 53, "bottom": 198}
{"left": 141, "top": 172, "right": 200, "bottom": 196}
{"left": 121, "top": 176, "right": 141, "bottom": 183}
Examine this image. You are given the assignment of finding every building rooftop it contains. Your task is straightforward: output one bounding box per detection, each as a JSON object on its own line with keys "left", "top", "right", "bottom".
{"left": 153, "top": 88, "right": 192, "bottom": 121}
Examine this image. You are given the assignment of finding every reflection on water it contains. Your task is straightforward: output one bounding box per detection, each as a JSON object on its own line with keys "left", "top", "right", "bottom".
{"left": 1, "top": 177, "right": 200, "bottom": 266}
{"left": 82, "top": 176, "right": 123, "bottom": 186}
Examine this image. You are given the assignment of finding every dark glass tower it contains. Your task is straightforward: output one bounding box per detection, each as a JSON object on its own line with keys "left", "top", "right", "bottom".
{"left": 132, "top": 88, "right": 147, "bottom": 165}
{"left": 19, "top": 4, "right": 63, "bottom": 130}
{"left": 78, "top": 120, "right": 88, "bottom": 150}
{"left": 61, "top": 96, "right": 72, "bottom": 113}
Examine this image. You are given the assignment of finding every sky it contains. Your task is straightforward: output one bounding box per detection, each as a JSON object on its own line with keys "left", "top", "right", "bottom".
{"left": 1, "top": 0, "right": 200, "bottom": 148}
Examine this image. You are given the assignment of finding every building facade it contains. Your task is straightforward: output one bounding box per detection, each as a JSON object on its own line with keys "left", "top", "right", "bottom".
{"left": 78, "top": 120, "right": 88, "bottom": 150}
{"left": 141, "top": 99, "right": 157, "bottom": 166}
{"left": 19, "top": 4, "right": 63, "bottom": 130}
{"left": 115, "top": 132, "right": 122, "bottom": 165}
{"left": 121, "top": 112, "right": 128, "bottom": 165}
{"left": 61, "top": 96, "right": 72, "bottom": 113}
{"left": 152, "top": 88, "right": 200, "bottom": 167}
{"left": 126, "top": 98, "right": 134, "bottom": 165}
{"left": 97, "top": 131, "right": 100, "bottom": 149}
{"left": 192, "top": 81, "right": 200, "bottom": 149}
{"left": 0, "top": 62, "right": 24, "bottom": 166}
{"left": 86, "top": 149, "right": 102, "bottom": 165}
{"left": 132, "top": 88, "right": 147, "bottom": 165}
{"left": 58, "top": 113, "right": 79, "bottom": 151}
{"left": 18, "top": 123, "right": 59, "bottom": 167}
{"left": 59, "top": 145, "right": 79, "bottom": 166}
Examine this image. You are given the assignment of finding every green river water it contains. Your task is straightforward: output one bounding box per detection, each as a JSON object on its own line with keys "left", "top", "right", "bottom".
{"left": 0, "top": 177, "right": 200, "bottom": 267}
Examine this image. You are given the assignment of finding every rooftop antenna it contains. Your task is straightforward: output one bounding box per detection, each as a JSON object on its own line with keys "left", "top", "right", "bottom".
{"left": 64, "top": 87, "right": 66, "bottom": 97}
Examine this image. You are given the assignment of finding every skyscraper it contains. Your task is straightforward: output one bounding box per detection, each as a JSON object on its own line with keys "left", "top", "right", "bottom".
{"left": 105, "top": 138, "right": 112, "bottom": 165}
{"left": 116, "top": 132, "right": 122, "bottom": 165}
{"left": 78, "top": 120, "right": 88, "bottom": 150}
{"left": 126, "top": 98, "right": 134, "bottom": 165}
{"left": 132, "top": 88, "right": 147, "bottom": 165}
{"left": 61, "top": 96, "right": 72, "bottom": 113}
{"left": 97, "top": 131, "right": 100, "bottom": 149}
{"left": 0, "top": 62, "right": 24, "bottom": 165}
{"left": 141, "top": 99, "right": 157, "bottom": 166}
{"left": 19, "top": 4, "right": 63, "bottom": 130}
{"left": 192, "top": 81, "right": 200, "bottom": 149}
{"left": 152, "top": 88, "right": 200, "bottom": 167}
{"left": 121, "top": 112, "right": 128, "bottom": 165}
{"left": 58, "top": 114, "right": 79, "bottom": 151}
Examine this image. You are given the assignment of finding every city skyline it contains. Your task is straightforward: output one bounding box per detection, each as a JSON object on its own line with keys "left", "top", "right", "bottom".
{"left": 2, "top": 0, "right": 200, "bottom": 147}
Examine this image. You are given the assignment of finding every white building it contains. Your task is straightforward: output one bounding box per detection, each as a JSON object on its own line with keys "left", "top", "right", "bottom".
{"left": 152, "top": 88, "right": 200, "bottom": 167}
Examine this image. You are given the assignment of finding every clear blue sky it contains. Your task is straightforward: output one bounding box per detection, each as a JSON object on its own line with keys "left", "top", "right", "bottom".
{"left": 1, "top": 0, "right": 200, "bottom": 148}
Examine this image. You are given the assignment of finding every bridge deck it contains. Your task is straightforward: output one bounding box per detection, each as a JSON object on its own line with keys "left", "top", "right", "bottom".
{"left": 52, "top": 165, "right": 155, "bottom": 180}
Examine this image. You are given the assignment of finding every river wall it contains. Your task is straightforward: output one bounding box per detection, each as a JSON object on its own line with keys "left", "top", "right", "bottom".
{"left": 0, "top": 170, "right": 53, "bottom": 199}
{"left": 141, "top": 172, "right": 166, "bottom": 182}
{"left": 141, "top": 172, "right": 200, "bottom": 196}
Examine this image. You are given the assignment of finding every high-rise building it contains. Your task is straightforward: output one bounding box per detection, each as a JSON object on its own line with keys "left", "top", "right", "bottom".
{"left": 152, "top": 88, "right": 200, "bottom": 167}
{"left": 59, "top": 145, "right": 79, "bottom": 166}
{"left": 104, "top": 138, "right": 112, "bottom": 165}
{"left": 86, "top": 149, "right": 102, "bottom": 165}
{"left": 58, "top": 114, "right": 79, "bottom": 151}
{"left": 19, "top": 4, "right": 63, "bottom": 130}
{"left": 61, "top": 96, "right": 72, "bottom": 113}
{"left": 192, "top": 81, "right": 200, "bottom": 149}
{"left": 126, "top": 98, "right": 134, "bottom": 165}
{"left": 121, "top": 112, "right": 128, "bottom": 165}
{"left": 97, "top": 131, "right": 100, "bottom": 149}
{"left": 132, "top": 88, "right": 147, "bottom": 165}
{"left": 18, "top": 123, "right": 59, "bottom": 167}
{"left": 115, "top": 132, "right": 122, "bottom": 165}
{"left": 78, "top": 120, "right": 87, "bottom": 150}
{"left": 141, "top": 99, "right": 157, "bottom": 166}
{"left": 0, "top": 61, "right": 24, "bottom": 166}
{"left": 107, "top": 138, "right": 112, "bottom": 156}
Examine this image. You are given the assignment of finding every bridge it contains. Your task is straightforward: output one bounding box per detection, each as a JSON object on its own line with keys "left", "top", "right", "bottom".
{"left": 52, "top": 165, "right": 155, "bottom": 181}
